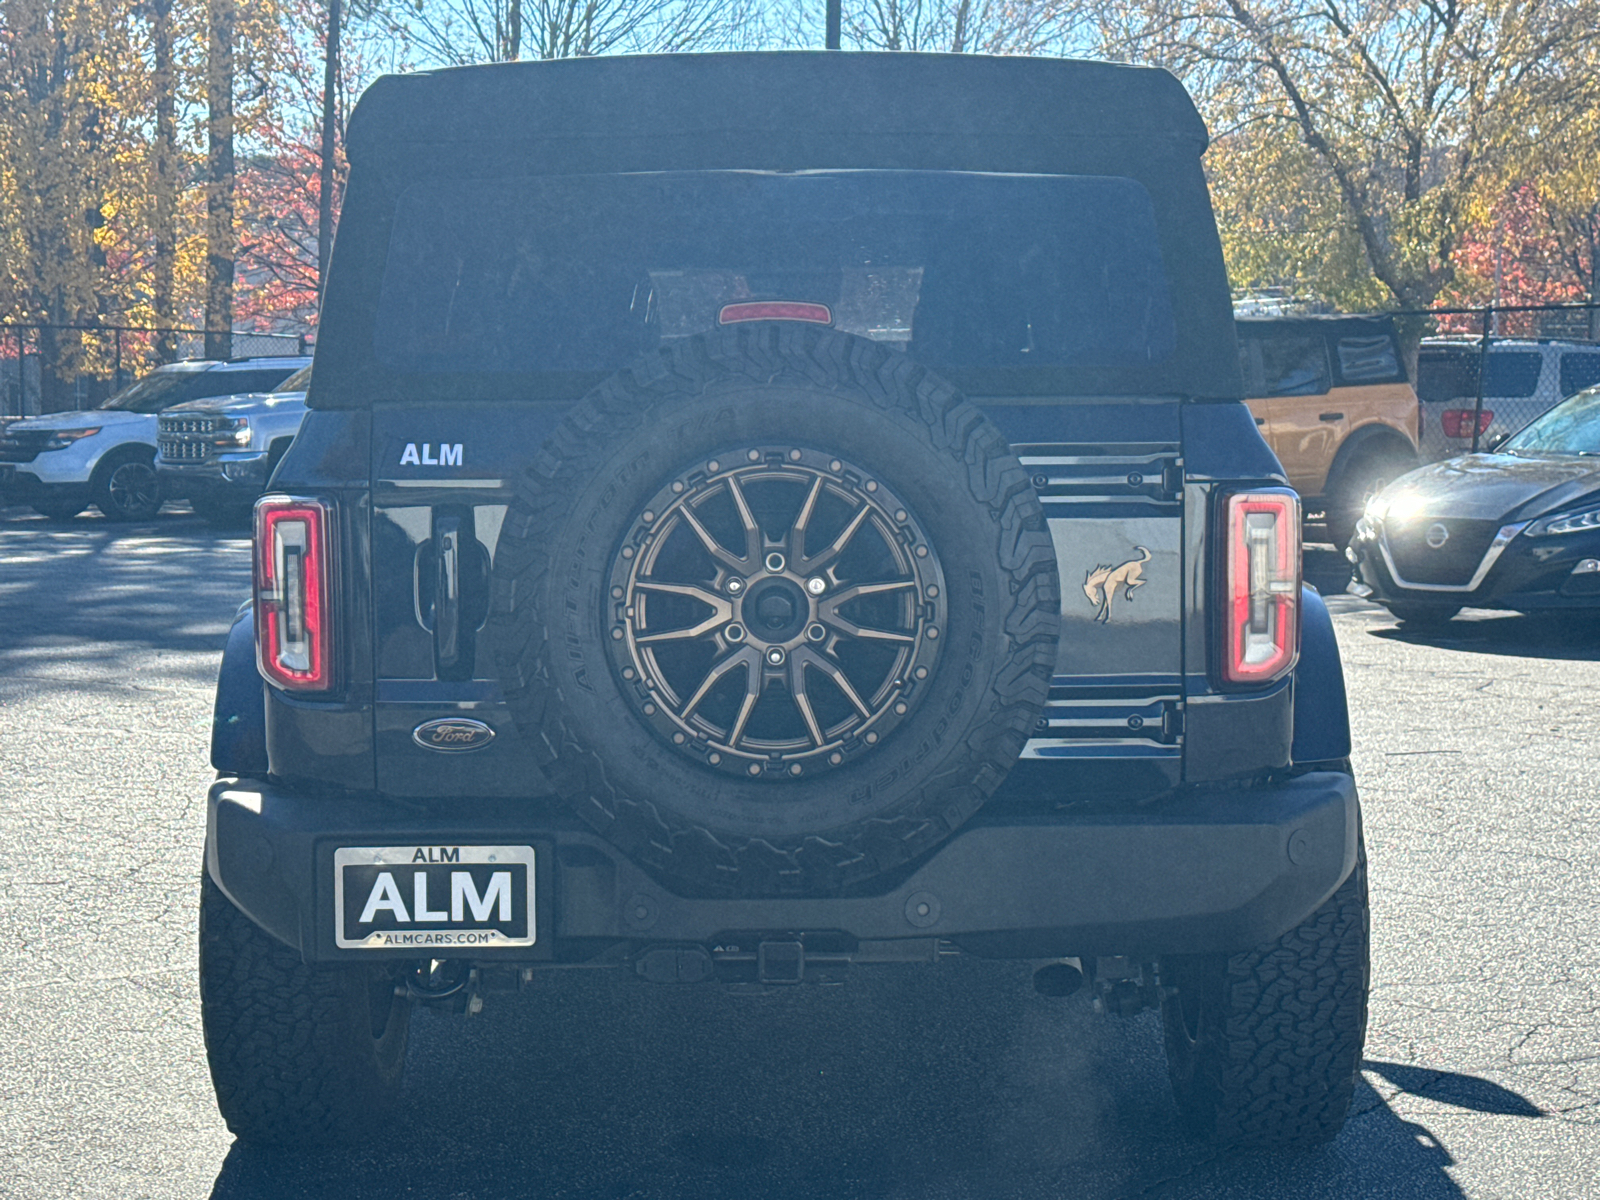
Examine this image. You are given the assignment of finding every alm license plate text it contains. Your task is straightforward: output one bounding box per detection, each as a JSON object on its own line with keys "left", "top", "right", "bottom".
{"left": 334, "top": 845, "right": 535, "bottom": 950}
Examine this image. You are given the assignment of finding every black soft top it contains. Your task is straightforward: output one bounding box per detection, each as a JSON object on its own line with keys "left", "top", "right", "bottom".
{"left": 314, "top": 53, "right": 1241, "bottom": 404}
{"left": 346, "top": 52, "right": 1209, "bottom": 165}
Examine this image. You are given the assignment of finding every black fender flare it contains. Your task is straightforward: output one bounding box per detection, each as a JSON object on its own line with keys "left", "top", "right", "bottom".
{"left": 212, "top": 602, "right": 268, "bottom": 776}
{"left": 1291, "top": 587, "right": 1351, "bottom": 765}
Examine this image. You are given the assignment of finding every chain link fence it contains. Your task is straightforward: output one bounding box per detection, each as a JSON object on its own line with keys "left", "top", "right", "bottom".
{"left": 0, "top": 322, "right": 311, "bottom": 417}
{"left": 1406, "top": 302, "right": 1600, "bottom": 460}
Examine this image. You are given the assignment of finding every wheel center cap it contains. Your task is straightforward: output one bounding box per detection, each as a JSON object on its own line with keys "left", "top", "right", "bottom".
{"left": 744, "top": 579, "right": 808, "bottom": 643}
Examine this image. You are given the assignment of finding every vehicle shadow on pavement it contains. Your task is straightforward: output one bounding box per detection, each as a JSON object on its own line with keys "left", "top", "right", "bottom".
{"left": 205, "top": 961, "right": 1530, "bottom": 1200}
{"left": 1368, "top": 610, "right": 1600, "bottom": 661}
{"left": 0, "top": 508, "right": 250, "bottom": 685}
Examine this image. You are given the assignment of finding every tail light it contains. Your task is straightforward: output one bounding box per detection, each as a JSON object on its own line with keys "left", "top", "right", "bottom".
{"left": 1440, "top": 409, "right": 1493, "bottom": 438}
{"left": 1221, "top": 490, "right": 1300, "bottom": 686}
{"left": 255, "top": 496, "right": 334, "bottom": 690}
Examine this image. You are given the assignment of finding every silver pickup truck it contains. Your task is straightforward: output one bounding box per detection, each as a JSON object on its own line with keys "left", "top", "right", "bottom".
{"left": 156, "top": 365, "right": 310, "bottom": 524}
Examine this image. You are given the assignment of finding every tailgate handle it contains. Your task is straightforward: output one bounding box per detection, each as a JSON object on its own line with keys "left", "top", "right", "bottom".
{"left": 434, "top": 515, "right": 462, "bottom": 671}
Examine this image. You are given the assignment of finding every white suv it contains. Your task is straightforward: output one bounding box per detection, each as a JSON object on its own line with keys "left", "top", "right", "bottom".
{"left": 0, "top": 357, "right": 308, "bottom": 521}
{"left": 1418, "top": 338, "right": 1600, "bottom": 462}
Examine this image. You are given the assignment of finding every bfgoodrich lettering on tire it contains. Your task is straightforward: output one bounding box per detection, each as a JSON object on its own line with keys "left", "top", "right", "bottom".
{"left": 489, "top": 324, "right": 1059, "bottom": 895}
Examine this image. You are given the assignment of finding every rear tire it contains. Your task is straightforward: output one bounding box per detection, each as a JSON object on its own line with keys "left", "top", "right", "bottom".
{"left": 1386, "top": 602, "right": 1459, "bottom": 628}
{"left": 1160, "top": 828, "right": 1369, "bottom": 1148}
{"left": 489, "top": 323, "right": 1058, "bottom": 896}
{"left": 199, "top": 872, "right": 411, "bottom": 1146}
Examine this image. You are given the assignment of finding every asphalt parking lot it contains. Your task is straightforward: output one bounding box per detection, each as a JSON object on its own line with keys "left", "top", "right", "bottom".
{"left": 2, "top": 506, "right": 1598, "bottom": 1200}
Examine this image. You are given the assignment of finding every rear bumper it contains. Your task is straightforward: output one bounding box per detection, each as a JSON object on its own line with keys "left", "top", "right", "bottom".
{"left": 207, "top": 772, "right": 1360, "bottom": 964}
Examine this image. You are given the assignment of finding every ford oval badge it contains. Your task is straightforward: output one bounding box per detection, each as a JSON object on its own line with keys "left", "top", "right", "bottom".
{"left": 413, "top": 718, "right": 496, "bottom": 753}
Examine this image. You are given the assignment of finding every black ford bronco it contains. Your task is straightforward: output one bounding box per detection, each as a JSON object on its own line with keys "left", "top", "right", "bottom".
{"left": 200, "top": 52, "right": 1367, "bottom": 1149}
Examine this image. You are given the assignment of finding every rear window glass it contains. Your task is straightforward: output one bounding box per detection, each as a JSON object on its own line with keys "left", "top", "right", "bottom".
{"left": 1559, "top": 352, "right": 1600, "bottom": 397}
{"left": 1252, "top": 335, "right": 1329, "bottom": 396}
{"left": 1418, "top": 349, "right": 1543, "bottom": 401}
{"left": 373, "top": 171, "right": 1177, "bottom": 376}
{"left": 1485, "top": 352, "right": 1542, "bottom": 397}
{"left": 1416, "top": 351, "right": 1476, "bottom": 403}
{"left": 1335, "top": 335, "right": 1402, "bottom": 384}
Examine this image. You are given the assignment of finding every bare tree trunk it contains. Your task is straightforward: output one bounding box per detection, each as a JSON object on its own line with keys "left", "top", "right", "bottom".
{"left": 152, "top": 0, "right": 177, "bottom": 363}
{"left": 206, "top": 0, "right": 236, "bottom": 362}
{"left": 38, "top": 321, "right": 67, "bottom": 413}
{"left": 507, "top": 0, "right": 521, "bottom": 59}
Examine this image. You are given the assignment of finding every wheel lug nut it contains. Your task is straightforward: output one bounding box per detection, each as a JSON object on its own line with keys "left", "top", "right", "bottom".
{"left": 806, "top": 576, "right": 827, "bottom": 595}
{"left": 806, "top": 623, "right": 827, "bottom": 642}
{"left": 726, "top": 577, "right": 745, "bottom": 594}
{"left": 726, "top": 624, "right": 746, "bottom": 642}
{"left": 765, "top": 552, "right": 786, "bottom": 573}
{"left": 766, "top": 646, "right": 786, "bottom": 666}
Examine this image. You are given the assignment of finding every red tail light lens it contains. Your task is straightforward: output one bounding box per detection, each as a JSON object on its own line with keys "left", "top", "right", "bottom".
{"left": 1222, "top": 491, "right": 1301, "bottom": 686}
{"left": 255, "top": 496, "right": 333, "bottom": 691}
{"left": 1440, "top": 409, "right": 1494, "bottom": 438}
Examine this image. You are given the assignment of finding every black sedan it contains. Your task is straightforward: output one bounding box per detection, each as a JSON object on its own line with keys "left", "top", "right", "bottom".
{"left": 1348, "top": 384, "right": 1600, "bottom": 625}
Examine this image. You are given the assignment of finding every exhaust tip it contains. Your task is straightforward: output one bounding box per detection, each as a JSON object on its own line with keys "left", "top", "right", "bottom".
{"left": 1032, "top": 961, "right": 1085, "bottom": 998}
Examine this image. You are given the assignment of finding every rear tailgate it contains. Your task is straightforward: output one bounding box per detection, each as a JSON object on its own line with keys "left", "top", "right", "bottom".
{"left": 369, "top": 402, "right": 568, "bottom": 799}
{"left": 988, "top": 402, "right": 1185, "bottom": 794}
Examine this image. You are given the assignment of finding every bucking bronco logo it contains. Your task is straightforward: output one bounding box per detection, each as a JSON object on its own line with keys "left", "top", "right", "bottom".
{"left": 1083, "top": 546, "right": 1150, "bottom": 623}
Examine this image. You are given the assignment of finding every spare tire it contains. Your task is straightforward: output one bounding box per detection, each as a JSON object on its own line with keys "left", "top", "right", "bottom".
{"left": 489, "top": 324, "right": 1059, "bottom": 895}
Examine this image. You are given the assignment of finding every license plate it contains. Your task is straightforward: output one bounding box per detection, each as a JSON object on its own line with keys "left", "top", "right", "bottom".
{"left": 334, "top": 845, "right": 536, "bottom": 950}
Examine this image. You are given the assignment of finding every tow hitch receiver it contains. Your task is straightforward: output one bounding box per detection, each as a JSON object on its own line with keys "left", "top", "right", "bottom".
{"left": 756, "top": 941, "right": 805, "bottom": 984}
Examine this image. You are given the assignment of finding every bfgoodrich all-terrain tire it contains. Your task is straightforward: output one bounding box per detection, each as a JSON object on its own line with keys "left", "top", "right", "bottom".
{"left": 1160, "top": 828, "right": 1370, "bottom": 1148}
{"left": 489, "top": 324, "right": 1059, "bottom": 896}
{"left": 199, "top": 873, "right": 411, "bottom": 1145}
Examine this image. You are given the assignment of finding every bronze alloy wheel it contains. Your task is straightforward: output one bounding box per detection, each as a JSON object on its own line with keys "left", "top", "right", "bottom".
{"left": 606, "top": 447, "right": 946, "bottom": 780}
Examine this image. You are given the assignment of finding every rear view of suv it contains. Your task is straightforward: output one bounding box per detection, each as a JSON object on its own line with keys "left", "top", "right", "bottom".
{"left": 200, "top": 54, "right": 1366, "bottom": 1152}
{"left": 1418, "top": 338, "right": 1600, "bottom": 462}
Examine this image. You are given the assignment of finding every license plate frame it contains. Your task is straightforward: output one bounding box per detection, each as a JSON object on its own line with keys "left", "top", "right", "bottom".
{"left": 333, "top": 844, "right": 536, "bottom": 951}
